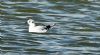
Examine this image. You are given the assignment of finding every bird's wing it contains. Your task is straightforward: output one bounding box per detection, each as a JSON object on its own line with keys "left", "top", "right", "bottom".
{"left": 35, "top": 26, "right": 46, "bottom": 30}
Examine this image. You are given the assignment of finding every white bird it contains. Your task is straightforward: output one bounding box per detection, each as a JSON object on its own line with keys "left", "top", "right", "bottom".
{"left": 27, "top": 19, "right": 55, "bottom": 33}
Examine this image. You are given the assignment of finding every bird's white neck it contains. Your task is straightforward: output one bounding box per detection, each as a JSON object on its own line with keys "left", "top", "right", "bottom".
{"left": 29, "top": 23, "right": 36, "bottom": 27}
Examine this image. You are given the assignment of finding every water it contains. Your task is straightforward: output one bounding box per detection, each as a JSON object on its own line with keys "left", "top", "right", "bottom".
{"left": 0, "top": 0, "right": 100, "bottom": 55}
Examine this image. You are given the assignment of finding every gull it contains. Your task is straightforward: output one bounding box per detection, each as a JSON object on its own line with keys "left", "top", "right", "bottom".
{"left": 27, "top": 19, "right": 55, "bottom": 33}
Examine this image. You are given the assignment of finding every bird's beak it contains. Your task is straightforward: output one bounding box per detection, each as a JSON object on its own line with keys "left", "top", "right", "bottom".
{"left": 25, "top": 22, "right": 27, "bottom": 24}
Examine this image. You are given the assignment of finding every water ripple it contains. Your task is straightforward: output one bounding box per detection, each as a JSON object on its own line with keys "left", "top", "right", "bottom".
{"left": 1, "top": 0, "right": 100, "bottom": 55}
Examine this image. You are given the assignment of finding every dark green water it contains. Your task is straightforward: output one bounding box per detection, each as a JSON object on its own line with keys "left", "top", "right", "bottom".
{"left": 0, "top": 0, "right": 100, "bottom": 55}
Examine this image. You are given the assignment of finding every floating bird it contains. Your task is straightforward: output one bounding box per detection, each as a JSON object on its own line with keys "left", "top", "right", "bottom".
{"left": 27, "top": 19, "right": 55, "bottom": 33}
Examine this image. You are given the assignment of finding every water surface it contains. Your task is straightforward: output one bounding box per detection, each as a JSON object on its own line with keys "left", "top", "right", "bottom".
{"left": 0, "top": 0, "right": 100, "bottom": 55}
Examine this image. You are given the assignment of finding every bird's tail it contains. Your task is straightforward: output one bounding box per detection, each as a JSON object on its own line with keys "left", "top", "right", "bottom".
{"left": 51, "top": 23, "right": 56, "bottom": 27}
